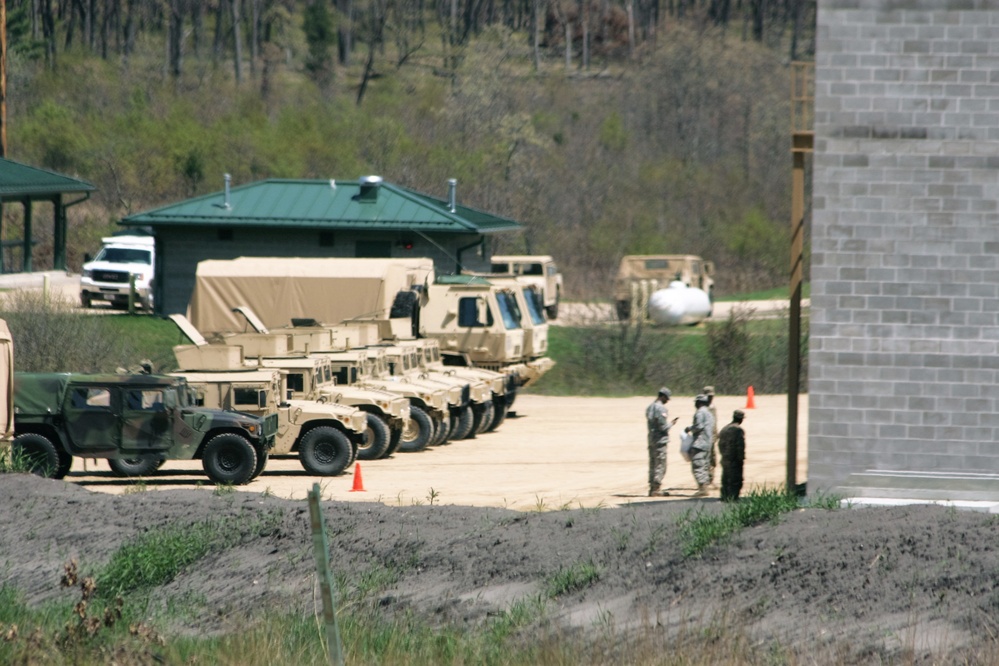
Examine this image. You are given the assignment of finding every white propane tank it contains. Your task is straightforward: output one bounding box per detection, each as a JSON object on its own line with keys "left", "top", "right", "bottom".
{"left": 647, "top": 281, "right": 712, "bottom": 326}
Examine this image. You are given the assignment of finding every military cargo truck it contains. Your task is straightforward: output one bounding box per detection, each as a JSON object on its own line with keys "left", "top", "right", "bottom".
{"left": 170, "top": 346, "right": 367, "bottom": 476}
{"left": 614, "top": 255, "right": 715, "bottom": 321}
{"left": 12, "top": 372, "right": 277, "bottom": 484}
{"left": 486, "top": 254, "right": 562, "bottom": 319}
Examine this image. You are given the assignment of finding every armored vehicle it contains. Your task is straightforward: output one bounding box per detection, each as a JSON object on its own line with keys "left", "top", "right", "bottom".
{"left": 614, "top": 255, "right": 715, "bottom": 321}
{"left": 486, "top": 254, "right": 562, "bottom": 319}
{"left": 170, "top": 353, "right": 367, "bottom": 476}
{"left": 12, "top": 372, "right": 277, "bottom": 484}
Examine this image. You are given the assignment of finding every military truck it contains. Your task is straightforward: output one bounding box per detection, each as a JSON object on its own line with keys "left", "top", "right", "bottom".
{"left": 171, "top": 313, "right": 409, "bottom": 462}
{"left": 170, "top": 345, "right": 368, "bottom": 476}
{"left": 11, "top": 372, "right": 278, "bottom": 484}
{"left": 486, "top": 254, "right": 563, "bottom": 319}
{"left": 614, "top": 255, "right": 715, "bottom": 321}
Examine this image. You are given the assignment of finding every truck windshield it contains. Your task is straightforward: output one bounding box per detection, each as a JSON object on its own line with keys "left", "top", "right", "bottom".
{"left": 495, "top": 292, "right": 522, "bottom": 330}
{"left": 95, "top": 248, "right": 152, "bottom": 265}
{"left": 522, "top": 288, "right": 546, "bottom": 325}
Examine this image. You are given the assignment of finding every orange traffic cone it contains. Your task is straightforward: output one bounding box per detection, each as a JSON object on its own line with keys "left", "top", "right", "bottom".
{"left": 349, "top": 463, "right": 366, "bottom": 492}
{"left": 745, "top": 386, "right": 756, "bottom": 409}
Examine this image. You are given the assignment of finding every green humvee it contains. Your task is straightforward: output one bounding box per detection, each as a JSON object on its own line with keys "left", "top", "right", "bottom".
{"left": 12, "top": 373, "right": 278, "bottom": 485}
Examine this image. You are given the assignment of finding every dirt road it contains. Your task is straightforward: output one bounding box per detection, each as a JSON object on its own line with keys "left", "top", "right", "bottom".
{"left": 69, "top": 393, "right": 807, "bottom": 508}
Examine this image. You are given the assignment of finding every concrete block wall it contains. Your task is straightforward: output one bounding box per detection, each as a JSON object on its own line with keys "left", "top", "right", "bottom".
{"left": 809, "top": 1, "right": 999, "bottom": 497}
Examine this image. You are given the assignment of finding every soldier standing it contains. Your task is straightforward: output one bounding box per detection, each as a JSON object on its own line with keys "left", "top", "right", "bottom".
{"left": 703, "top": 386, "right": 719, "bottom": 485}
{"left": 718, "top": 410, "right": 747, "bottom": 501}
{"left": 646, "top": 387, "right": 677, "bottom": 497}
{"left": 685, "top": 394, "right": 715, "bottom": 497}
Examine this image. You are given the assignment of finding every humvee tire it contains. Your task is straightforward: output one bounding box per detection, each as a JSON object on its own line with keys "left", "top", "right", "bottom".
{"left": 202, "top": 433, "right": 258, "bottom": 485}
{"left": 384, "top": 425, "right": 403, "bottom": 457}
{"left": 298, "top": 426, "right": 354, "bottom": 476}
{"left": 488, "top": 400, "right": 508, "bottom": 432}
{"left": 431, "top": 414, "right": 450, "bottom": 446}
{"left": 398, "top": 405, "right": 433, "bottom": 453}
{"left": 472, "top": 401, "right": 494, "bottom": 435}
{"left": 12, "top": 433, "right": 70, "bottom": 479}
{"left": 357, "top": 413, "right": 391, "bottom": 461}
{"left": 615, "top": 300, "right": 630, "bottom": 321}
{"left": 109, "top": 457, "right": 161, "bottom": 478}
{"left": 250, "top": 448, "right": 268, "bottom": 480}
{"left": 451, "top": 405, "right": 475, "bottom": 440}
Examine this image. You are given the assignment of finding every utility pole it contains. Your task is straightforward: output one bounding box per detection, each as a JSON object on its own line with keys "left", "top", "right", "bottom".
{"left": 788, "top": 62, "right": 813, "bottom": 494}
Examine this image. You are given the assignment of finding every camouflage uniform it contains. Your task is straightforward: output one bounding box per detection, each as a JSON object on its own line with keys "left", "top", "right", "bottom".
{"left": 718, "top": 411, "right": 746, "bottom": 502}
{"left": 687, "top": 399, "right": 715, "bottom": 492}
{"left": 704, "top": 386, "right": 718, "bottom": 484}
{"left": 646, "top": 389, "right": 673, "bottom": 496}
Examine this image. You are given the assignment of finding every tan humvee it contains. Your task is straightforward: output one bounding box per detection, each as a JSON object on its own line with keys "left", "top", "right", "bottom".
{"left": 614, "top": 255, "right": 715, "bottom": 321}
{"left": 487, "top": 254, "right": 563, "bottom": 319}
{"left": 169, "top": 352, "right": 367, "bottom": 477}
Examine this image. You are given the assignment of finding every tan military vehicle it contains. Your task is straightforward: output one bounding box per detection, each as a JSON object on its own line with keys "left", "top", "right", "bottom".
{"left": 614, "top": 255, "right": 716, "bottom": 321}
{"left": 487, "top": 254, "right": 563, "bottom": 319}
{"left": 171, "top": 344, "right": 367, "bottom": 477}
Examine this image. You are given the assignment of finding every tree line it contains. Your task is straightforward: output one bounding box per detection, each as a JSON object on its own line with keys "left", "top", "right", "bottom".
{"left": 4, "top": 1, "right": 815, "bottom": 299}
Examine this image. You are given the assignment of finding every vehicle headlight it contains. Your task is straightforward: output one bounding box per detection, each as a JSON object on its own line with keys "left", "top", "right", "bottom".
{"left": 82, "top": 269, "right": 92, "bottom": 279}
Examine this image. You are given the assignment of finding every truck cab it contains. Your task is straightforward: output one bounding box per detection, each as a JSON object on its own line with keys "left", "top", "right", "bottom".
{"left": 487, "top": 254, "right": 562, "bottom": 319}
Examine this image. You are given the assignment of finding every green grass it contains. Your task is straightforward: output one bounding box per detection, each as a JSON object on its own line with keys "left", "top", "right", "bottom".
{"left": 545, "top": 561, "right": 601, "bottom": 598}
{"left": 92, "top": 314, "right": 190, "bottom": 372}
{"left": 714, "top": 283, "right": 811, "bottom": 302}
{"left": 676, "top": 485, "right": 840, "bottom": 557}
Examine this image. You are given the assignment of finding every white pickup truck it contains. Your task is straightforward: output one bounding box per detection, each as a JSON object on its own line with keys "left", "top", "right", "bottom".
{"left": 80, "top": 233, "right": 155, "bottom": 310}
{"left": 487, "top": 255, "right": 563, "bottom": 319}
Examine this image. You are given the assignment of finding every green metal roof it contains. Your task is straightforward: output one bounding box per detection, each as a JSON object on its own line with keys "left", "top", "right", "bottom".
{"left": 0, "top": 158, "right": 95, "bottom": 198}
{"left": 121, "top": 178, "right": 522, "bottom": 234}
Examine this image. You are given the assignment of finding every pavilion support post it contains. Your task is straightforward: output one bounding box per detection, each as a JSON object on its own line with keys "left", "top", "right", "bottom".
{"left": 22, "top": 199, "right": 31, "bottom": 272}
{"left": 53, "top": 195, "right": 66, "bottom": 271}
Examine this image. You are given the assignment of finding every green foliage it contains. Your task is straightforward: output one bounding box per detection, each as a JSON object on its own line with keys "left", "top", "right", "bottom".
{"left": 677, "top": 486, "right": 838, "bottom": 557}
{"left": 96, "top": 511, "right": 282, "bottom": 599}
{"left": 303, "top": 1, "right": 336, "bottom": 83}
{"left": 545, "top": 561, "right": 600, "bottom": 598}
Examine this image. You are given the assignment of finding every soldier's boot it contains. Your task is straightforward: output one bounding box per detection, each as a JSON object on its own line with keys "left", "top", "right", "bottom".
{"left": 693, "top": 484, "right": 709, "bottom": 498}
{"left": 648, "top": 485, "right": 660, "bottom": 497}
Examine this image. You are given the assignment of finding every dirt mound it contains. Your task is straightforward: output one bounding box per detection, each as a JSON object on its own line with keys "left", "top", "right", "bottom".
{"left": 3, "top": 474, "right": 997, "bottom": 662}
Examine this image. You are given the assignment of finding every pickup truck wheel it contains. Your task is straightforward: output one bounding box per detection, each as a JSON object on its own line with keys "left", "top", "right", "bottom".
{"left": 451, "top": 405, "right": 475, "bottom": 440}
{"left": 357, "top": 414, "right": 390, "bottom": 461}
{"left": 472, "top": 401, "right": 494, "bottom": 435}
{"left": 250, "top": 448, "right": 268, "bottom": 480}
{"left": 109, "top": 457, "right": 161, "bottom": 478}
{"left": 80, "top": 293, "right": 92, "bottom": 309}
{"left": 202, "top": 433, "right": 258, "bottom": 485}
{"left": 398, "top": 405, "right": 433, "bottom": 453}
{"left": 299, "top": 426, "right": 354, "bottom": 475}
{"left": 12, "top": 433, "right": 66, "bottom": 479}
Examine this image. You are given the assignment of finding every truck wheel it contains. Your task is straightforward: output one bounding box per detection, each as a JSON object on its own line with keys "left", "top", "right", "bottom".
{"left": 298, "top": 426, "right": 354, "bottom": 476}
{"left": 384, "top": 426, "right": 403, "bottom": 457}
{"left": 80, "top": 293, "right": 92, "bottom": 309}
{"left": 615, "top": 300, "right": 630, "bottom": 320}
{"left": 398, "top": 405, "right": 433, "bottom": 453}
{"left": 488, "top": 400, "right": 509, "bottom": 432}
{"left": 12, "top": 433, "right": 68, "bottom": 479}
{"left": 451, "top": 405, "right": 475, "bottom": 440}
{"left": 109, "top": 457, "right": 161, "bottom": 478}
{"left": 472, "top": 401, "right": 494, "bottom": 435}
{"left": 431, "top": 414, "right": 450, "bottom": 446}
{"left": 357, "top": 414, "right": 391, "bottom": 461}
{"left": 250, "top": 448, "right": 268, "bottom": 480}
{"left": 546, "top": 295, "right": 559, "bottom": 319}
{"left": 202, "top": 433, "right": 258, "bottom": 485}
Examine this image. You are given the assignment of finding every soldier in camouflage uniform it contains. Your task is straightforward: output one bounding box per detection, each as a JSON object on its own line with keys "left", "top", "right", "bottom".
{"left": 718, "top": 410, "right": 747, "bottom": 502}
{"left": 685, "top": 394, "right": 715, "bottom": 497}
{"left": 703, "top": 386, "right": 719, "bottom": 485}
{"left": 646, "top": 387, "right": 677, "bottom": 497}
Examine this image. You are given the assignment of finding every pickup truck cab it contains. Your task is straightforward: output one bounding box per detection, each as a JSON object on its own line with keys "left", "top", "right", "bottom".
{"left": 80, "top": 234, "right": 155, "bottom": 310}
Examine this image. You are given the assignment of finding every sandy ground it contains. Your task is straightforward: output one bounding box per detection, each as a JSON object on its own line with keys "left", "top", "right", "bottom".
{"left": 66, "top": 393, "right": 806, "bottom": 508}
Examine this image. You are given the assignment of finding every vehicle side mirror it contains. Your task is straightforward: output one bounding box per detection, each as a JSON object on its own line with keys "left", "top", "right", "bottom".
{"left": 163, "top": 391, "right": 177, "bottom": 410}
{"left": 84, "top": 252, "right": 92, "bottom": 263}
{"left": 258, "top": 390, "right": 268, "bottom": 409}
{"left": 477, "top": 299, "right": 488, "bottom": 325}
{"left": 286, "top": 389, "right": 293, "bottom": 401}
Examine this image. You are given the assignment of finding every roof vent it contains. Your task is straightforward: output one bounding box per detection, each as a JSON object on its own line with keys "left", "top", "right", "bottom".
{"left": 357, "top": 175, "right": 383, "bottom": 203}
{"left": 223, "top": 173, "right": 232, "bottom": 209}
{"left": 447, "top": 178, "right": 457, "bottom": 212}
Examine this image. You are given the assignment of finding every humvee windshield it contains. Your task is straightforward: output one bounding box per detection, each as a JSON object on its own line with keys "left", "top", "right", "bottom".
{"left": 644, "top": 259, "right": 671, "bottom": 270}
{"left": 287, "top": 373, "right": 305, "bottom": 392}
{"left": 333, "top": 365, "right": 359, "bottom": 386}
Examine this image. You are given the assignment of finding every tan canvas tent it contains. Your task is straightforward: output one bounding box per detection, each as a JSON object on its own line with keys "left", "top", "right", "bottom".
{"left": 189, "top": 257, "right": 434, "bottom": 334}
{"left": 0, "top": 320, "right": 13, "bottom": 440}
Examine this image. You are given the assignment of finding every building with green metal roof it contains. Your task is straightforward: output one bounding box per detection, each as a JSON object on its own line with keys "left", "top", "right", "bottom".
{"left": 120, "top": 175, "right": 522, "bottom": 315}
{"left": 0, "top": 157, "right": 95, "bottom": 273}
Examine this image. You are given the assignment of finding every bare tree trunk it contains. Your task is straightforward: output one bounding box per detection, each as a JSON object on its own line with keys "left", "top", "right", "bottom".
{"left": 231, "top": 0, "right": 243, "bottom": 83}
{"left": 531, "top": 0, "right": 541, "bottom": 72}
{"left": 41, "top": 0, "right": 56, "bottom": 68}
{"left": 169, "top": 0, "right": 183, "bottom": 78}
{"left": 627, "top": 0, "right": 634, "bottom": 59}
{"left": 580, "top": 0, "right": 588, "bottom": 70}
{"left": 249, "top": 0, "right": 259, "bottom": 77}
